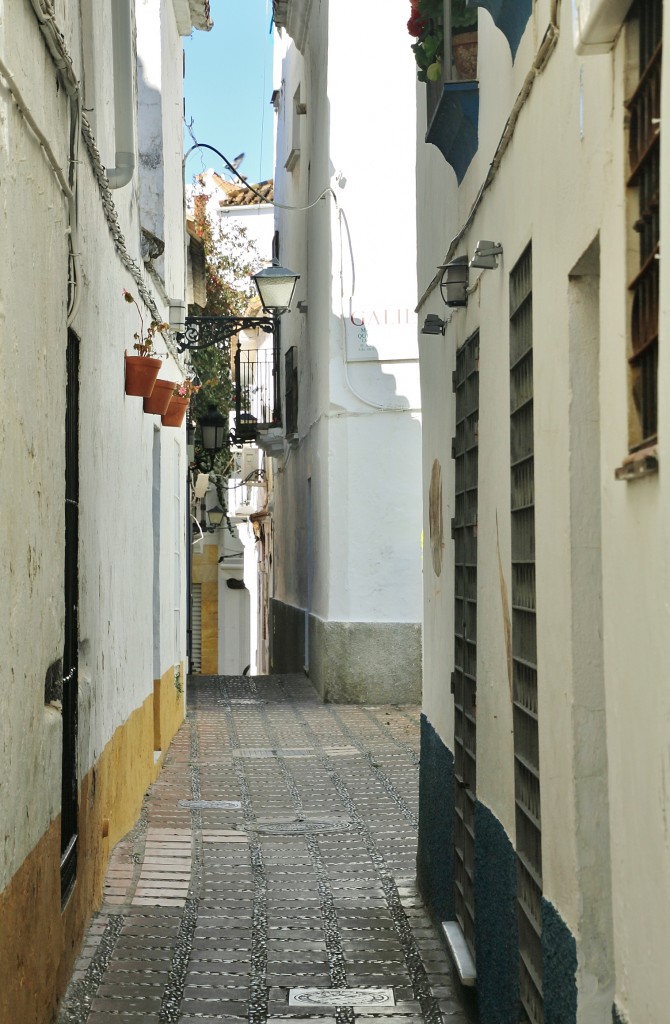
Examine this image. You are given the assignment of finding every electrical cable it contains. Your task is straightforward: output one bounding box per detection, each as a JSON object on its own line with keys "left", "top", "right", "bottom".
{"left": 416, "top": 6, "right": 560, "bottom": 311}
{"left": 27, "top": 0, "right": 186, "bottom": 369}
{"left": 185, "top": 140, "right": 337, "bottom": 212}
{"left": 185, "top": 139, "right": 415, "bottom": 412}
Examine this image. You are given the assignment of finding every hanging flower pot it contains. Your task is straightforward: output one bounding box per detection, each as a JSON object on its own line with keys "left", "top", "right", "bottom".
{"left": 122, "top": 289, "right": 170, "bottom": 397}
{"left": 143, "top": 378, "right": 176, "bottom": 415}
{"left": 161, "top": 395, "right": 189, "bottom": 428}
{"left": 125, "top": 352, "right": 162, "bottom": 397}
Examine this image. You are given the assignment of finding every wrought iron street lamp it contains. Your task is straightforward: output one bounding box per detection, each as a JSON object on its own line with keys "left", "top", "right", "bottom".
{"left": 198, "top": 499, "right": 226, "bottom": 533}
{"left": 176, "top": 260, "right": 300, "bottom": 354}
{"left": 199, "top": 405, "right": 228, "bottom": 451}
{"left": 205, "top": 504, "right": 226, "bottom": 530}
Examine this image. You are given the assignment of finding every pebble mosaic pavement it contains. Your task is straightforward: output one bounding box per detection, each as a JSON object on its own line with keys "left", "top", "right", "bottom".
{"left": 57, "top": 674, "right": 475, "bottom": 1024}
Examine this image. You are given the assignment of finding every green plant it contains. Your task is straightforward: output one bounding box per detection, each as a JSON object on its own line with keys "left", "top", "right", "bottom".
{"left": 408, "top": 0, "right": 444, "bottom": 83}
{"left": 188, "top": 188, "right": 262, "bottom": 529}
{"left": 408, "top": 0, "right": 477, "bottom": 82}
{"left": 452, "top": 0, "right": 478, "bottom": 32}
{"left": 122, "top": 289, "right": 169, "bottom": 356}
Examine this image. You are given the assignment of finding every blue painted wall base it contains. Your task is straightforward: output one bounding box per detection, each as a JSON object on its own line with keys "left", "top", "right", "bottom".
{"left": 416, "top": 715, "right": 455, "bottom": 922}
{"left": 474, "top": 803, "right": 519, "bottom": 1023}
{"left": 542, "top": 897, "right": 577, "bottom": 1024}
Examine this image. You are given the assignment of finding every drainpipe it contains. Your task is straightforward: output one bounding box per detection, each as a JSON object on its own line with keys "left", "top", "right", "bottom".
{"left": 106, "top": 0, "right": 135, "bottom": 189}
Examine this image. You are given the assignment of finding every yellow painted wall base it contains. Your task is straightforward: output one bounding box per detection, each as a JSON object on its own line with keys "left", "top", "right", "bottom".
{"left": 192, "top": 545, "right": 219, "bottom": 673}
{"left": 0, "top": 681, "right": 185, "bottom": 1024}
{"left": 153, "top": 662, "right": 186, "bottom": 755}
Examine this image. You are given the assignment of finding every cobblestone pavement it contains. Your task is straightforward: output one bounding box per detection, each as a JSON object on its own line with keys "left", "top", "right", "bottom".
{"left": 58, "top": 674, "right": 474, "bottom": 1024}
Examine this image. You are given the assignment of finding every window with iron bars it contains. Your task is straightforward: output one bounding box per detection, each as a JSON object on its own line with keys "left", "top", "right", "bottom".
{"left": 626, "top": 0, "right": 662, "bottom": 451}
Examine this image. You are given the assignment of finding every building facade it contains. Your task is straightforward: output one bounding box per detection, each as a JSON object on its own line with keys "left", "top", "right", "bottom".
{"left": 0, "top": 1, "right": 210, "bottom": 1019}
{"left": 185, "top": 169, "right": 275, "bottom": 677}
{"left": 269, "top": 0, "right": 424, "bottom": 704}
{"left": 414, "top": 2, "right": 668, "bottom": 1023}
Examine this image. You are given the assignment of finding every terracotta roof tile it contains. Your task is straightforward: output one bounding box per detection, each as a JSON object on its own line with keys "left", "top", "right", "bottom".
{"left": 221, "top": 179, "right": 274, "bottom": 207}
{"left": 189, "top": 0, "right": 212, "bottom": 31}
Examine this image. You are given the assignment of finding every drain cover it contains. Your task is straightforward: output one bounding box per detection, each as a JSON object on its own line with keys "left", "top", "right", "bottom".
{"left": 289, "top": 988, "right": 395, "bottom": 1007}
{"left": 246, "top": 816, "right": 353, "bottom": 836}
{"left": 178, "top": 800, "right": 242, "bottom": 810}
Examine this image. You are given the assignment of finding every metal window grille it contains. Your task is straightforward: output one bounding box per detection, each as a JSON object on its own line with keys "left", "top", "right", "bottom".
{"left": 627, "top": 0, "right": 662, "bottom": 447}
{"left": 510, "top": 245, "right": 544, "bottom": 1024}
{"left": 452, "top": 330, "right": 479, "bottom": 960}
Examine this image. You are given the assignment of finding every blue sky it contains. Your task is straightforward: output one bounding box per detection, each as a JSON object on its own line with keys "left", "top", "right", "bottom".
{"left": 183, "top": 1, "right": 275, "bottom": 187}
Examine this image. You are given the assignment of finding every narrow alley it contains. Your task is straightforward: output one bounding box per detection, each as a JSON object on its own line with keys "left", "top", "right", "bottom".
{"left": 56, "top": 675, "right": 473, "bottom": 1024}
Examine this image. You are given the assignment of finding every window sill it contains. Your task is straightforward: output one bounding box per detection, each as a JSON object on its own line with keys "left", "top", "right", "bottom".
{"left": 614, "top": 444, "right": 659, "bottom": 481}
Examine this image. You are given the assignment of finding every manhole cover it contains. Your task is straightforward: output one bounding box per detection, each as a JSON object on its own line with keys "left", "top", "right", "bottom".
{"left": 289, "top": 988, "right": 395, "bottom": 1007}
{"left": 178, "top": 800, "right": 242, "bottom": 810}
{"left": 246, "top": 817, "right": 353, "bottom": 836}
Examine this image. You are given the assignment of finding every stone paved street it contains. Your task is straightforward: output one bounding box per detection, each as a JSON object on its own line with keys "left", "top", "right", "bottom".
{"left": 58, "top": 675, "right": 474, "bottom": 1024}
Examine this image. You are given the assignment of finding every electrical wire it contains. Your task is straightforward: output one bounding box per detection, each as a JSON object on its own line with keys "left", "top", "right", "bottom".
{"left": 184, "top": 140, "right": 337, "bottom": 212}
{"left": 185, "top": 139, "right": 414, "bottom": 412}
{"left": 27, "top": 0, "right": 186, "bottom": 369}
{"left": 416, "top": 6, "right": 560, "bottom": 311}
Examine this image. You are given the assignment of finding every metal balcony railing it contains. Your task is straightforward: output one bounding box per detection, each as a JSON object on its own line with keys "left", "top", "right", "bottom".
{"left": 234, "top": 345, "right": 280, "bottom": 442}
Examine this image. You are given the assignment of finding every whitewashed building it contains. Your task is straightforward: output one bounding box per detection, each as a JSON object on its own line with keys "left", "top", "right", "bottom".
{"left": 186, "top": 171, "right": 275, "bottom": 677}
{"left": 0, "top": 1, "right": 210, "bottom": 1019}
{"left": 269, "top": 0, "right": 423, "bottom": 703}
{"left": 414, "top": 3, "right": 668, "bottom": 1024}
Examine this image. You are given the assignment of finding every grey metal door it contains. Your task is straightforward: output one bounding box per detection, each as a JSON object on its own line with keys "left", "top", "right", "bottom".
{"left": 61, "top": 330, "right": 79, "bottom": 900}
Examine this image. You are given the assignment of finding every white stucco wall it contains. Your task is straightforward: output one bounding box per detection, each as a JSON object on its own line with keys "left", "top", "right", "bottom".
{"left": 272, "top": 0, "right": 422, "bottom": 634}
{"left": 416, "top": 1, "right": 670, "bottom": 1019}
{"left": 0, "top": 0, "right": 189, "bottom": 895}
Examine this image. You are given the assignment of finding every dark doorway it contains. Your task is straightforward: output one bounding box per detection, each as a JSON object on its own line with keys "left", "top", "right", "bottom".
{"left": 61, "top": 329, "right": 80, "bottom": 901}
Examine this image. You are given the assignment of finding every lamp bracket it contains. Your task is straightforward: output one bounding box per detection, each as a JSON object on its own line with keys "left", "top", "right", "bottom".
{"left": 422, "top": 314, "right": 450, "bottom": 336}
{"left": 470, "top": 241, "right": 503, "bottom": 270}
{"left": 178, "top": 315, "right": 274, "bottom": 353}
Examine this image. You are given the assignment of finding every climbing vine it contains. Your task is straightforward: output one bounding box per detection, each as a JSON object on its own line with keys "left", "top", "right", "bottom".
{"left": 188, "top": 188, "right": 262, "bottom": 516}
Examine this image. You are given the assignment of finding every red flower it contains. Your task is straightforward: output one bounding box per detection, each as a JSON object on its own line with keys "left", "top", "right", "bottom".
{"left": 407, "top": 0, "right": 425, "bottom": 37}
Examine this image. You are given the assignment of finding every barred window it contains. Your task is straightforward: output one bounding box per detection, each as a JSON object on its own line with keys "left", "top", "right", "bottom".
{"left": 626, "top": 0, "right": 662, "bottom": 450}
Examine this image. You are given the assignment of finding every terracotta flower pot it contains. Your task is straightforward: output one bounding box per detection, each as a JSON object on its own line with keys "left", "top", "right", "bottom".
{"left": 452, "top": 30, "right": 478, "bottom": 80}
{"left": 143, "top": 378, "right": 176, "bottom": 415}
{"left": 125, "top": 352, "right": 162, "bottom": 397}
{"left": 161, "top": 394, "right": 189, "bottom": 427}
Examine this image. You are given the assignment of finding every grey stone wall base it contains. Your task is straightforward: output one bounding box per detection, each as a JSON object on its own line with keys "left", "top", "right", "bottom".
{"left": 270, "top": 599, "right": 421, "bottom": 704}
{"left": 309, "top": 615, "right": 421, "bottom": 704}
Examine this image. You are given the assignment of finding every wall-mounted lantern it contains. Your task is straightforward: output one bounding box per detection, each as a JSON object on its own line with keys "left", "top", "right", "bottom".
{"left": 439, "top": 256, "right": 469, "bottom": 307}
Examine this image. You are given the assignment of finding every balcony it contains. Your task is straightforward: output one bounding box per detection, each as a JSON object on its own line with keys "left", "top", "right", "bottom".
{"left": 234, "top": 344, "right": 280, "bottom": 443}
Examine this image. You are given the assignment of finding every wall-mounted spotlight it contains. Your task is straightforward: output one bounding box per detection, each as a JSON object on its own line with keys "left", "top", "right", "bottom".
{"left": 422, "top": 314, "right": 449, "bottom": 336}
{"left": 469, "top": 241, "right": 503, "bottom": 270}
{"left": 439, "top": 256, "right": 469, "bottom": 307}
